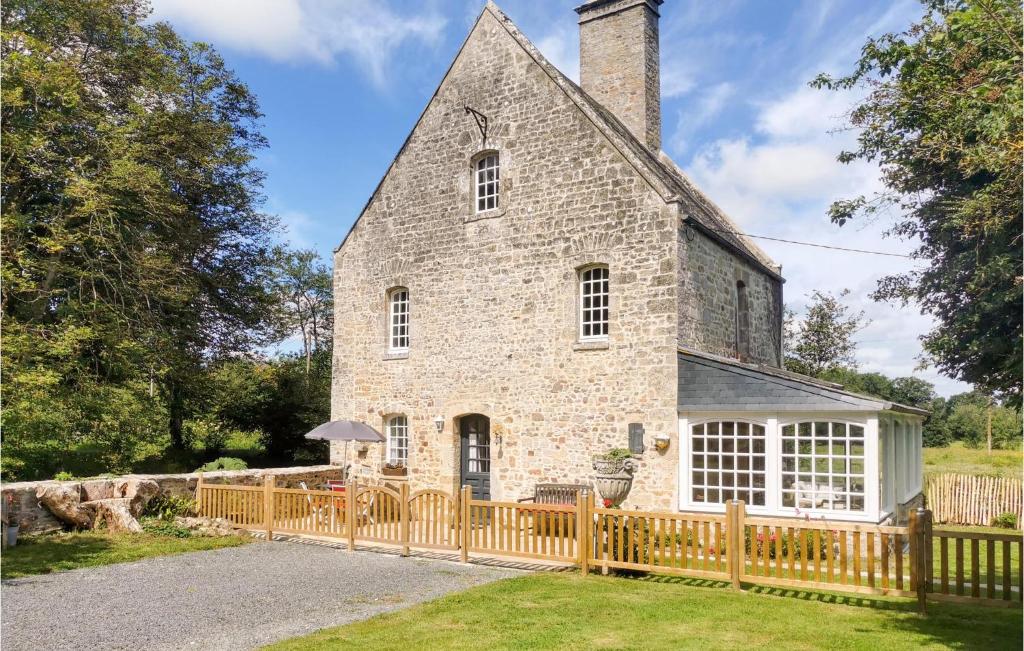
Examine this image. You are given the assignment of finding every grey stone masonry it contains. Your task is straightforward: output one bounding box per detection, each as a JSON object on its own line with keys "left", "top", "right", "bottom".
{"left": 329, "top": 2, "right": 786, "bottom": 511}
{"left": 577, "top": 0, "right": 663, "bottom": 151}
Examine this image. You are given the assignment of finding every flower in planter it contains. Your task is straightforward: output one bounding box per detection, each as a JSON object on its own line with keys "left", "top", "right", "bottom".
{"left": 603, "top": 498, "right": 614, "bottom": 508}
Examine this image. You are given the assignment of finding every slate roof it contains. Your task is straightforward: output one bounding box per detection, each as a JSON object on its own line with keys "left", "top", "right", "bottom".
{"left": 678, "top": 348, "right": 930, "bottom": 416}
{"left": 336, "top": 2, "right": 783, "bottom": 281}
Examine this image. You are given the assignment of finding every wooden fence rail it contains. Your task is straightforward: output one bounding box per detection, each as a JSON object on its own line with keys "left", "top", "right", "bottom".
{"left": 926, "top": 474, "right": 1023, "bottom": 529}
{"left": 740, "top": 513, "right": 914, "bottom": 597}
{"left": 196, "top": 476, "right": 1020, "bottom": 611}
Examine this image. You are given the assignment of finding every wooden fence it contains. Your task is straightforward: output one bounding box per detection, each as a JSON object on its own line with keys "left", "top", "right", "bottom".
{"left": 196, "top": 475, "right": 1021, "bottom": 611}
{"left": 926, "top": 474, "right": 1023, "bottom": 529}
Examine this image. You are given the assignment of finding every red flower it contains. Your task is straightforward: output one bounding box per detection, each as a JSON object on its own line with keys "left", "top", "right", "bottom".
{"left": 602, "top": 498, "right": 613, "bottom": 508}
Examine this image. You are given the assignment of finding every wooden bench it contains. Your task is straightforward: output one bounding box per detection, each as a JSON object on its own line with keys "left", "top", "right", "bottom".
{"left": 518, "top": 483, "right": 590, "bottom": 506}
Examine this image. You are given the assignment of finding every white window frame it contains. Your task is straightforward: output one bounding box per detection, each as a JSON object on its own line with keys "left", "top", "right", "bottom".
{"left": 778, "top": 420, "right": 867, "bottom": 514}
{"left": 678, "top": 412, "right": 882, "bottom": 523}
{"left": 688, "top": 419, "right": 768, "bottom": 507}
{"left": 579, "top": 265, "right": 609, "bottom": 341}
{"left": 386, "top": 415, "right": 409, "bottom": 466}
{"left": 387, "top": 288, "right": 409, "bottom": 352}
{"left": 475, "top": 153, "right": 499, "bottom": 213}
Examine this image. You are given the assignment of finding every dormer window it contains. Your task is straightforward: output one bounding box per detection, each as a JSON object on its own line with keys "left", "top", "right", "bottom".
{"left": 579, "top": 265, "right": 609, "bottom": 340}
{"left": 475, "top": 153, "right": 499, "bottom": 212}
{"left": 388, "top": 288, "right": 409, "bottom": 352}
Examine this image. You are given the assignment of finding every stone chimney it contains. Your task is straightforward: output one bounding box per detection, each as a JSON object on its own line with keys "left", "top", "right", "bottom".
{"left": 575, "top": 0, "right": 663, "bottom": 151}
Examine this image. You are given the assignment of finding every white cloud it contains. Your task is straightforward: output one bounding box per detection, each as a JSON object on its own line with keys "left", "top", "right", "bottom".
{"left": 149, "top": 0, "right": 446, "bottom": 86}
{"left": 669, "top": 82, "right": 734, "bottom": 153}
{"left": 535, "top": 23, "right": 579, "bottom": 82}
{"left": 661, "top": 64, "right": 696, "bottom": 99}
{"left": 687, "top": 84, "right": 970, "bottom": 396}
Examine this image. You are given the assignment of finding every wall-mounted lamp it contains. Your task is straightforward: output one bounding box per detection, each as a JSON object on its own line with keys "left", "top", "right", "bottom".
{"left": 654, "top": 435, "right": 671, "bottom": 452}
{"left": 433, "top": 415, "right": 445, "bottom": 433}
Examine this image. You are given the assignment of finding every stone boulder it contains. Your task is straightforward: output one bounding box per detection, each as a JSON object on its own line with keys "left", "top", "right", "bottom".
{"left": 114, "top": 479, "right": 160, "bottom": 516}
{"left": 35, "top": 484, "right": 92, "bottom": 529}
{"left": 88, "top": 497, "right": 143, "bottom": 533}
{"left": 173, "top": 516, "right": 244, "bottom": 537}
{"left": 35, "top": 479, "right": 159, "bottom": 532}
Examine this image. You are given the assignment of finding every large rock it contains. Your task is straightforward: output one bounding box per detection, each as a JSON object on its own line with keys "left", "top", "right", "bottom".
{"left": 36, "top": 481, "right": 155, "bottom": 532}
{"left": 35, "top": 484, "right": 92, "bottom": 528}
{"left": 174, "top": 516, "right": 244, "bottom": 537}
{"left": 115, "top": 479, "right": 160, "bottom": 516}
{"left": 87, "top": 497, "right": 143, "bottom": 533}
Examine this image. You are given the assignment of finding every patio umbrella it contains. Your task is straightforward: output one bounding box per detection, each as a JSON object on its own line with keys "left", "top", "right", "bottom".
{"left": 304, "top": 420, "right": 385, "bottom": 479}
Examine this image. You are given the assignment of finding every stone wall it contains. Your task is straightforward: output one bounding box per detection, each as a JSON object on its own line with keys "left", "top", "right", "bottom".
{"left": 332, "top": 8, "right": 680, "bottom": 510}
{"left": 678, "top": 227, "right": 783, "bottom": 367}
{"left": 1, "top": 465, "right": 342, "bottom": 534}
{"left": 329, "top": 5, "right": 783, "bottom": 512}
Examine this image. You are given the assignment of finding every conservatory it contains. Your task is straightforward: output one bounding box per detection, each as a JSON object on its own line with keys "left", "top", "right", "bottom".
{"left": 677, "top": 350, "right": 927, "bottom": 524}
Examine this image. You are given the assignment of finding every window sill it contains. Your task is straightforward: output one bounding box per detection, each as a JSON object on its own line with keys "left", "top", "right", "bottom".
{"left": 383, "top": 351, "right": 409, "bottom": 361}
{"left": 464, "top": 208, "right": 506, "bottom": 223}
{"left": 573, "top": 339, "right": 609, "bottom": 351}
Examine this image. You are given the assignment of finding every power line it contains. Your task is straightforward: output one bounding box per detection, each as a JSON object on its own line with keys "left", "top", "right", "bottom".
{"left": 702, "top": 226, "right": 914, "bottom": 259}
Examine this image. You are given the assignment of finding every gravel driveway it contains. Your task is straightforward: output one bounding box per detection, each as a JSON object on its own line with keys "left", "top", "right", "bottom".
{"left": 1, "top": 539, "right": 522, "bottom": 650}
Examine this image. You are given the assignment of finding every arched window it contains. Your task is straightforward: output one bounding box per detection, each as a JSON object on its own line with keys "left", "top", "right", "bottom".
{"left": 735, "top": 280, "right": 750, "bottom": 359}
{"left": 475, "top": 153, "right": 499, "bottom": 212}
{"left": 780, "top": 421, "right": 866, "bottom": 512}
{"left": 579, "top": 266, "right": 609, "bottom": 340}
{"left": 386, "top": 415, "right": 409, "bottom": 465}
{"left": 387, "top": 288, "right": 409, "bottom": 352}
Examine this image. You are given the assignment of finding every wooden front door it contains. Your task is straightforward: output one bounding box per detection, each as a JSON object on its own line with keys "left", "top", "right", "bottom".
{"left": 460, "top": 414, "right": 491, "bottom": 500}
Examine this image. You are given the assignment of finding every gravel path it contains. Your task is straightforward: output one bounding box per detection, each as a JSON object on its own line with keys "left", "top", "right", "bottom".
{"left": 1, "top": 539, "right": 522, "bottom": 650}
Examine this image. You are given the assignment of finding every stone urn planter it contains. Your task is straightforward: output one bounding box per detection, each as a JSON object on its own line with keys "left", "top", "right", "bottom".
{"left": 592, "top": 456, "right": 638, "bottom": 506}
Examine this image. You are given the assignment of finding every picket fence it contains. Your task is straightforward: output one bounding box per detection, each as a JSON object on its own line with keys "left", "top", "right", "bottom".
{"left": 926, "top": 473, "right": 1023, "bottom": 529}
{"left": 196, "top": 475, "right": 1022, "bottom": 611}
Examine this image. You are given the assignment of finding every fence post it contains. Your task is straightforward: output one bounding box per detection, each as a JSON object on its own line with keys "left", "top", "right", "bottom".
{"left": 399, "top": 482, "right": 410, "bottom": 557}
{"left": 577, "top": 489, "right": 590, "bottom": 576}
{"left": 195, "top": 472, "right": 204, "bottom": 516}
{"left": 909, "top": 507, "right": 930, "bottom": 614}
{"left": 263, "top": 475, "right": 274, "bottom": 542}
{"left": 923, "top": 508, "right": 933, "bottom": 592}
{"left": 346, "top": 477, "right": 357, "bottom": 552}
{"left": 909, "top": 511, "right": 925, "bottom": 614}
{"left": 460, "top": 485, "right": 471, "bottom": 564}
{"left": 728, "top": 500, "right": 745, "bottom": 590}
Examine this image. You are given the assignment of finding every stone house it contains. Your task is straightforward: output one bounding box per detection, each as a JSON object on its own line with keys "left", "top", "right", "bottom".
{"left": 330, "top": 0, "right": 925, "bottom": 523}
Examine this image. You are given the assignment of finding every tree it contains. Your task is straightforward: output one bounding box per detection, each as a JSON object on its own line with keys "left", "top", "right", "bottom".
{"left": 272, "top": 248, "right": 334, "bottom": 376}
{"left": 812, "top": 0, "right": 1022, "bottom": 406}
{"left": 1, "top": 0, "right": 281, "bottom": 476}
{"left": 784, "top": 290, "right": 868, "bottom": 376}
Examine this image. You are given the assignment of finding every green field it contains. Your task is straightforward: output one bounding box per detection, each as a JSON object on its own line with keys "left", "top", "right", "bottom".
{"left": 924, "top": 443, "right": 1022, "bottom": 478}
{"left": 1, "top": 530, "right": 250, "bottom": 579}
{"left": 265, "top": 573, "right": 1022, "bottom": 650}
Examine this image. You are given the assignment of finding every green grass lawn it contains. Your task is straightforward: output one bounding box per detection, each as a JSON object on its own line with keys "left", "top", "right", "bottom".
{"left": 924, "top": 443, "right": 1022, "bottom": 478}
{"left": 264, "top": 573, "right": 1022, "bottom": 651}
{"left": 1, "top": 530, "right": 250, "bottom": 579}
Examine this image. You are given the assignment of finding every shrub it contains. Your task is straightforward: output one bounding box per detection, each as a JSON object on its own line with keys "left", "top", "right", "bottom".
{"left": 53, "top": 471, "right": 75, "bottom": 481}
{"left": 195, "top": 457, "right": 248, "bottom": 472}
{"left": 598, "top": 448, "right": 633, "bottom": 463}
{"left": 144, "top": 495, "right": 197, "bottom": 520}
{"left": 141, "top": 517, "right": 192, "bottom": 538}
{"left": 991, "top": 512, "right": 1018, "bottom": 529}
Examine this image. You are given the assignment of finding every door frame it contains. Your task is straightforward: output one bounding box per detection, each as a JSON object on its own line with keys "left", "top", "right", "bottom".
{"left": 458, "top": 413, "right": 491, "bottom": 500}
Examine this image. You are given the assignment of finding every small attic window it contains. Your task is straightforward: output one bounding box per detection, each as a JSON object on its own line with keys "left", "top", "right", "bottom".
{"left": 475, "top": 152, "right": 499, "bottom": 212}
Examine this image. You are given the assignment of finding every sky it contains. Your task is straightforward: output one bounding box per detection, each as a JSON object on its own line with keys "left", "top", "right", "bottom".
{"left": 147, "top": 0, "right": 970, "bottom": 398}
